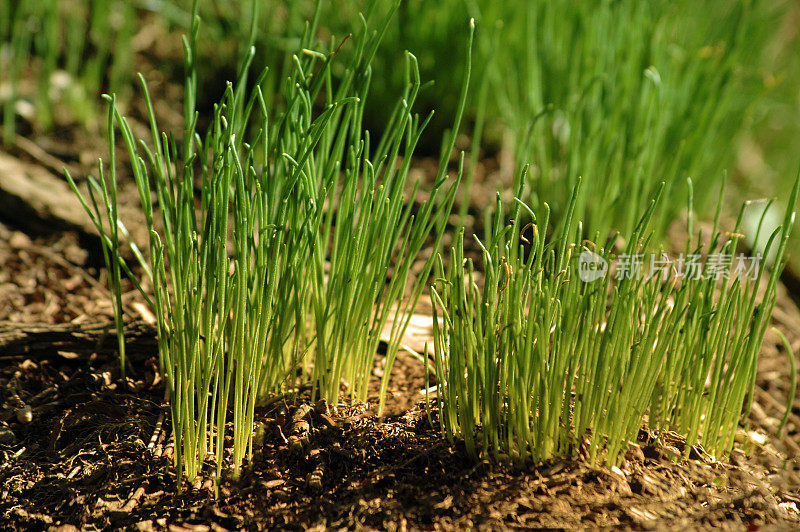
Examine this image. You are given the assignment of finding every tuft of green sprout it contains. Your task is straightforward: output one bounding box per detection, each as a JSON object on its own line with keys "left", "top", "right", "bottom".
{"left": 488, "top": 0, "right": 768, "bottom": 241}
{"left": 67, "top": 2, "right": 471, "bottom": 489}
{"left": 431, "top": 170, "right": 799, "bottom": 465}
{"left": 295, "top": 1, "right": 782, "bottom": 237}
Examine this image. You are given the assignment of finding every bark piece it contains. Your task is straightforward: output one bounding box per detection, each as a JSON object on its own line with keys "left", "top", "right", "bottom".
{"left": 0, "top": 151, "right": 95, "bottom": 236}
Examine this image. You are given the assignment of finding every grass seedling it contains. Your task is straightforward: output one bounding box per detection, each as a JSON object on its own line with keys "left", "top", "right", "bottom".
{"left": 479, "top": 0, "right": 770, "bottom": 241}
{"left": 68, "top": 1, "right": 470, "bottom": 488}
{"left": 296, "top": 0, "right": 781, "bottom": 239}
{"left": 649, "top": 173, "right": 799, "bottom": 457}
{"left": 431, "top": 170, "right": 799, "bottom": 464}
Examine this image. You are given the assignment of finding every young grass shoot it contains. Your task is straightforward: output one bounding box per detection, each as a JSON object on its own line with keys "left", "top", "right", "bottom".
{"left": 431, "top": 172, "right": 799, "bottom": 464}
{"left": 67, "top": 1, "right": 471, "bottom": 488}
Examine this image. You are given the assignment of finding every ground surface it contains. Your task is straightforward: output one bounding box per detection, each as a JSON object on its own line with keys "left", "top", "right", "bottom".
{"left": 1, "top": 186, "right": 800, "bottom": 530}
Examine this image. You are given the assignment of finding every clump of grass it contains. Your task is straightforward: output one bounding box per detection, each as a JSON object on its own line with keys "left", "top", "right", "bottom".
{"left": 301, "top": 1, "right": 781, "bottom": 237}
{"left": 431, "top": 171, "right": 798, "bottom": 464}
{"left": 488, "top": 0, "right": 769, "bottom": 241}
{"left": 649, "top": 174, "right": 799, "bottom": 456}
{"left": 67, "top": 2, "right": 471, "bottom": 488}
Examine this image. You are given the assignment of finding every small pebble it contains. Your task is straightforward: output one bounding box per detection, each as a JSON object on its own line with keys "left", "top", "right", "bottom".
{"left": 9, "top": 231, "right": 32, "bottom": 249}
{"left": 16, "top": 405, "right": 32, "bottom": 424}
